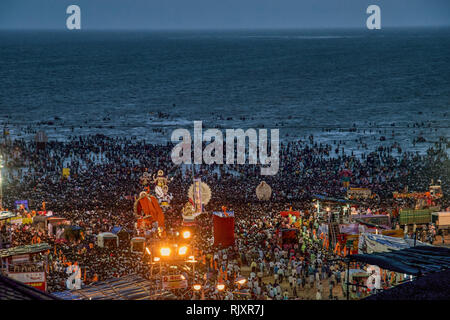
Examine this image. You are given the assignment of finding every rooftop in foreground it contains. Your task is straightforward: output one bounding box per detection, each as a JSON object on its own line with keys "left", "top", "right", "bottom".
{"left": 0, "top": 274, "right": 58, "bottom": 300}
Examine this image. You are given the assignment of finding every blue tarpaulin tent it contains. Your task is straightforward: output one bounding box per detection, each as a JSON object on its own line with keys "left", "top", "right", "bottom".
{"left": 111, "top": 226, "right": 122, "bottom": 234}
{"left": 349, "top": 245, "right": 450, "bottom": 276}
{"left": 313, "top": 194, "right": 361, "bottom": 205}
{"left": 365, "top": 269, "right": 450, "bottom": 300}
{"left": 111, "top": 226, "right": 132, "bottom": 234}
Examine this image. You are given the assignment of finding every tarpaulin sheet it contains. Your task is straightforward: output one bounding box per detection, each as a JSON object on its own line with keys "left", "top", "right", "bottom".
{"left": 313, "top": 194, "right": 361, "bottom": 205}
{"left": 339, "top": 224, "right": 359, "bottom": 234}
{"left": 365, "top": 269, "right": 450, "bottom": 300}
{"left": 111, "top": 226, "right": 122, "bottom": 234}
{"left": 358, "top": 232, "right": 430, "bottom": 254}
{"left": 350, "top": 246, "right": 450, "bottom": 276}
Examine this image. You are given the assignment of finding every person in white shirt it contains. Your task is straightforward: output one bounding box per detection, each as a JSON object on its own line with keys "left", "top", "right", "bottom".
{"left": 278, "top": 268, "right": 284, "bottom": 283}
{"left": 271, "top": 287, "right": 277, "bottom": 298}
{"left": 316, "top": 290, "right": 322, "bottom": 300}
{"left": 276, "top": 284, "right": 282, "bottom": 295}
{"left": 269, "top": 261, "right": 274, "bottom": 275}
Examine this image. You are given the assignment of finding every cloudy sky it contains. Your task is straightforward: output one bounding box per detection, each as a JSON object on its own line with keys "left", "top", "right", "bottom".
{"left": 0, "top": 0, "right": 449, "bottom": 30}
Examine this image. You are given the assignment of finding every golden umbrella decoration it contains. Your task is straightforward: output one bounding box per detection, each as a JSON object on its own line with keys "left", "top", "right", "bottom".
{"left": 187, "top": 181, "right": 212, "bottom": 206}
{"left": 256, "top": 181, "right": 272, "bottom": 200}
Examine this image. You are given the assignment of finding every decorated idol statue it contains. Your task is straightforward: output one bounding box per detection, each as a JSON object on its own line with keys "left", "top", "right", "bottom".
{"left": 140, "top": 171, "right": 151, "bottom": 186}
{"left": 152, "top": 170, "right": 173, "bottom": 201}
{"left": 182, "top": 201, "right": 195, "bottom": 218}
{"left": 159, "top": 185, "right": 173, "bottom": 209}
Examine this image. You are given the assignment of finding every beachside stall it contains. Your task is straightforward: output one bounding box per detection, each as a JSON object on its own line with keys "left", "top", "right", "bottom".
{"left": 312, "top": 195, "right": 363, "bottom": 222}
{"left": 347, "top": 188, "right": 372, "bottom": 200}
{"left": 432, "top": 212, "right": 450, "bottom": 236}
{"left": 327, "top": 213, "right": 406, "bottom": 257}
{"left": 33, "top": 216, "right": 70, "bottom": 239}
{"left": 130, "top": 237, "right": 146, "bottom": 253}
{"left": 345, "top": 245, "right": 450, "bottom": 300}
{"left": 111, "top": 226, "right": 131, "bottom": 245}
{"left": 341, "top": 269, "right": 370, "bottom": 300}
{"left": 63, "top": 225, "right": 84, "bottom": 242}
{"left": 96, "top": 232, "right": 119, "bottom": 249}
{"left": 2, "top": 210, "right": 33, "bottom": 227}
{"left": 0, "top": 211, "right": 17, "bottom": 249}
{"left": 339, "top": 233, "right": 447, "bottom": 299}
{"left": 0, "top": 243, "right": 51, "bottom": 292}
{"left": 350, "top": 214, "right": 391, "bottom": 230}
{"left": 47, "top": 218, "right": 70, "bottom": 239}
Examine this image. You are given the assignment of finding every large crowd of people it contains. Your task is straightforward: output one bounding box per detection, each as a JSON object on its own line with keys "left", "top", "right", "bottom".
{"left": 0, "top": 126, "right": 448, "bottom": 299}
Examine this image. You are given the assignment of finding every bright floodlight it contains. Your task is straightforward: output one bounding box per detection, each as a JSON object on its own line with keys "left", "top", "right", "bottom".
{"left": 160, "top": 247, "right": 171, "bottom": 257}
{"left": 235, "top": 277, "right": 247, "bottom": 285}
{"left": 186, "top": 255, "right": 197, "bottom": 263}
{"left": 146, "top": 247, "right": 151, "bottom": 255}
{"left": 153, "top": 257, "right": 160, "bottom": 262}
{"left": 193, "top": 284, "right": 202, "bottom": 291}
{"left": 216, "top": 283, "right": 225, "bottom": 291}
{"left": 178, "top": 246, "right": 188, "bottom": 256}
{"left": 182, "top": 231, "right": 191, "bottom": 239}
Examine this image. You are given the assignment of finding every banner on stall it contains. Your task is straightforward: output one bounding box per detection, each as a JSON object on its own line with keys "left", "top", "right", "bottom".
{"left": 162, "top": 275, "right": 188, "bottom": 289}
{"left": 7, "top": 217, "right": 33, "bottom": 225}
{"left": 14, "top": 200, "right": 29, "bottom": 211}
{"left": 7, "top": 271, "right": 46, "bottom": 292}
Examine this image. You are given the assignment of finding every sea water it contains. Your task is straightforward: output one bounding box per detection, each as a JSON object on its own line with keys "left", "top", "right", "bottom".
{"left": 0, "top": 28, "right": 449, "bottom": 156}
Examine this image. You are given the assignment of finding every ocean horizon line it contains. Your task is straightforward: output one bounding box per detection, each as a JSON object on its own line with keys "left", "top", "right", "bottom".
{"left": 1, "top": 25, "right": 450, "bottom": 32}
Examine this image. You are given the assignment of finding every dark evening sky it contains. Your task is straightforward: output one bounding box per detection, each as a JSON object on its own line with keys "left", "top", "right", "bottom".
{"left": 0, "top": 0, "right": 449, "bottom": 30}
